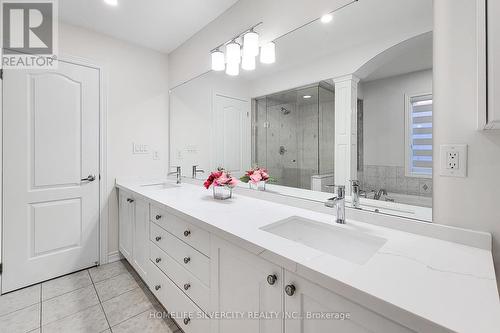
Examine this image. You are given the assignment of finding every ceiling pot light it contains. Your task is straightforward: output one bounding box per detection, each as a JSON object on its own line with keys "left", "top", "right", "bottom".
{"left": 243, "top": 31, "right": 259, "bottom": 57}
{"left": 104, "top": 0, "right": 118, "bottom": 6}
{"left": 242, "top": 55, "right": 256, "bottom": 71}
{"left": 226, "top": 61, "right": 240, "bottom": 76}
{"left": 321, "top": 13, "right": 333, "bottom": 23}
{"left": 303, "top": 95, "right": 312, "bottom": 99}
{"left": 226, "top": 41, "right": 241, "bottom": 65}
{"left": 211, "top": 50, "right": 225, "bottom": 71}
{"left": 260, "top": 42, "right": 276, "bottom": 64}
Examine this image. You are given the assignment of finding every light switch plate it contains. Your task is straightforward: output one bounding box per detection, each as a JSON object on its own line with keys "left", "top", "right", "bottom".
{"left": 440, "top": 144, "right": 467, "bottom": 177}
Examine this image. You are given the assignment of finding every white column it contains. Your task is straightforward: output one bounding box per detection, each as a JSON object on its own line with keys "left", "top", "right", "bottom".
{"left": 333, "top": 75, "right": 359, "bottom": 190}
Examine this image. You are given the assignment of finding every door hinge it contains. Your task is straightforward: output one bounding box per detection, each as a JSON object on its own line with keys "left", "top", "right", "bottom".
{"left": 0, "top": 263, "right": 3, "bottom": 274}
{"left": 0, "top": 69, "right": 3, "bottom": 80}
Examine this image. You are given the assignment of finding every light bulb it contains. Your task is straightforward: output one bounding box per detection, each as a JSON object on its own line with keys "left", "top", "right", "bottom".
{"left": 104, "top": 0, "right": 118, "bottom": 6}
{"left": 260, "top": 42, "right": 276, "bottom": 64}
{"left": 226, "top": 62, "right": 240, "bottom": 76}
{"left": 243, "top": 31, "right": 259, "bottom": 57}
{"left": 321, "top": 14, "right": 333, "bottom": 23}
{"left": 242, "top": 55, "right": 256, "bottom": 71}
{"left": 226, "top": 41, "right": 241, "bottom": 65}
{"left": 211, "top": 50, "right": 225, "bottom": 71}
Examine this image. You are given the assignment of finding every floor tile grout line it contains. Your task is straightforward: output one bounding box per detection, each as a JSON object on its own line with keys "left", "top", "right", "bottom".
{"left": 0, "top": 299, "right": 40, "bottom": 319}
{"left": 40, "top": 301, "right": 101, "bottom": 328}
{"left": 107, "top": 304, "right": 159, "bottom": 330}
{"left": 89, "top": 269, "right": 113, "bottom": 332}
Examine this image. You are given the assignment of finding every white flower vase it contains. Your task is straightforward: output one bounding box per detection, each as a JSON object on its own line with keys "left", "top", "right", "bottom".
{"left": 213, "top": 186, "right": 232, "bottom": 200}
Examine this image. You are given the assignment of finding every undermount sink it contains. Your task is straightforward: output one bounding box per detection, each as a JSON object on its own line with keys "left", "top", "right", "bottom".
{"left": 260, "top": 216, "right": 387, "bottom": 265}
{"left": 140, "top": 182, "right": 178, "bottom": 190}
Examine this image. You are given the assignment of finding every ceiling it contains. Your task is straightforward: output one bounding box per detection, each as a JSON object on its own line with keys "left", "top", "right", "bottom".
{"left": 59, "top": 0, "right": 240, "bottom": 53}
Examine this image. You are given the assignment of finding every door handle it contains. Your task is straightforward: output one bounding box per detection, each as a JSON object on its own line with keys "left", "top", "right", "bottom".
{"left": 81, "top": 175, "right": 96, "bottom": 182}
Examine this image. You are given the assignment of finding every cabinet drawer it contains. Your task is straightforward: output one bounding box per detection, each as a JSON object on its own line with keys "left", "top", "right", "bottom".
{"left": 150, "top": 241, "right": 209, "bottom": 311}
{"left": 150, "top": 205, "right": 210, "bottom": 256}
{"left": 151, "top": 222, "right": 210, "bottom": 286}
{"left": 148, "top": 261, "right": 210, "bottom": 333}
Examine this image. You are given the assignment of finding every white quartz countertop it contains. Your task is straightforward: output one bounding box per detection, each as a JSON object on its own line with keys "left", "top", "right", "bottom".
{"left": 116, "top": 179, "right": 500, "bottom": 333}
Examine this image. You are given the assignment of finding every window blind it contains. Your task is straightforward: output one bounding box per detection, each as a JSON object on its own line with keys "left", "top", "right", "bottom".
{"left": 409, "top": 94, "right": 433, "bottom": 176}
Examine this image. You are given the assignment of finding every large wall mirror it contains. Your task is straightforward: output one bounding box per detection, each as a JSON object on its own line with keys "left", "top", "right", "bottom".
{"left": 170, "top": 0, "right": 433, "bottom": 222}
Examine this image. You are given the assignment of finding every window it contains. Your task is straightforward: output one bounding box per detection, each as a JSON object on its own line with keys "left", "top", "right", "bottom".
{"left": 405, "top": 93, "right": 433, "bottom": 178}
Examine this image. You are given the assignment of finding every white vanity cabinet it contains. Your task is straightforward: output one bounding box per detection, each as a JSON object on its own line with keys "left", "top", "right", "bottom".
{"left": 283, "top": 272, "right": 414, "bottom": 333}
{"left": 118, "top": 191, "right": 134, "bottom": 262}
{"left": 210, "top": 237, "right": 283, "bottom": 333}
{"left": 118, "top": 190, "right": 149, "bottom": 282}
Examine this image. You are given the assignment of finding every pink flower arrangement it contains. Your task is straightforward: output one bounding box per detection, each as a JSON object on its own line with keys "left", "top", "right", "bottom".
{"left": 204, "top": 168, "right": 238, "bottom": 189}
{"left": 240, "top": 167, "right": 273, "bottom": 184}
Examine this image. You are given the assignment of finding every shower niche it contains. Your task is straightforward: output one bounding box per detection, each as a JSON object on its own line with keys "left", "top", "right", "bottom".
{"left": 252, "top": 81, "right": 335, "bottom": 191}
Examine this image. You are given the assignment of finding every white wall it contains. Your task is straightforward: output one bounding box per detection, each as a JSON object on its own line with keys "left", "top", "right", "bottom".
{"left": 362, "top": 70, "right": 432, "bottom": 167}
{"left": 59, "top": 23, "right": 170, "bottom": 258}
{"left": 434, "top": 0, "right": 500, "bottom": 288}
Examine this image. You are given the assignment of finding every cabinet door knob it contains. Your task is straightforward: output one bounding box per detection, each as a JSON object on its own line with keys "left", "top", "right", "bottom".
{"left": 155, "top": 214, "right": 162, "bottom": 220}
{"left": 183, "top": 257, "right": 191, "bottom": 264}
{"left": 155, "top": 257, "right": 161, "bottom": 263}
{"left": 183, "top": 318, "right": 191, "bottom": 325}
{"left": 285, "top": 284, "right": 296, "bottom": 296}
{"left": 155, "top": 285, "right": 161, "bottom": 291}
{"left": 183, "top": 283, "right": 191, "bottom": 291}
{"left": 155, "top": 236, "right": 162, "bottom": 242}
{"left": 267, "top": 274, "right": 277, "bottom": 285}
{"left": 183, "top": 230, "right": 191, "bottom": 237}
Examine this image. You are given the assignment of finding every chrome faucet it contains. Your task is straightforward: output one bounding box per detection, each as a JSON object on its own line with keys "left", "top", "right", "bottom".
{"left": 168, "top": 166, "right": 182, "bottom": 184}
{"left": 192, "top": 165, "right": 205, "bottom": 179}
{"left": 325, "top": 185, "right": 346, "bottom": 224}
{"left": 349, "top": 180, "right": 361, "bottom": 209}
{"left": 374, "top": 189, "right": 387, "bottom": 200}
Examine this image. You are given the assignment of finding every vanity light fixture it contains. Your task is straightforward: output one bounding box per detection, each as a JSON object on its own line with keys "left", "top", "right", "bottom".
{"left": 321, "top": 13, "right": 333, "bottom": 23}
{"left": 226, "top": 41, "right": 241, "bottom": 65}
{"left": 209, "top": 22, "right": 264, "bottom": 76}
{"left": 211, "top": 50, "right": 225, "bottom": 71}
{"left": 243, "top": 30, "right": 259, "bottom": 57}
{"left": 260, "top": 42, "right": 276, "bottom": 64}
{"left": 104, "top": 0, "right": 118, "bottom": 6}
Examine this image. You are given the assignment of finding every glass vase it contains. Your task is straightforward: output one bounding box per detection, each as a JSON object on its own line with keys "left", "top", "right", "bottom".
{"left": 213, "top": 186, "right": 232, "bottom": 200}
{"left": 249, "top": 181, "right": 266, "bottom": 191}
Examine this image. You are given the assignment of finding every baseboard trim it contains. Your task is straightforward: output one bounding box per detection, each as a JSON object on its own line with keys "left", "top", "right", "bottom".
{"left": 107, "top": 251, "right": 124, "bottom": 263}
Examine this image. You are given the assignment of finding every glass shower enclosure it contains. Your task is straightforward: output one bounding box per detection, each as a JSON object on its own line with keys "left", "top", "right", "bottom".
{"left": 252, "top": 81, "right": 335, "bottom": 191}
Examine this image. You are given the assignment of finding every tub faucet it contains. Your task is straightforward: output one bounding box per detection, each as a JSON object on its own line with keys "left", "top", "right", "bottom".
{"left": 168, "top": 166, "right": 182, "bottom": 184}
{"left": 325, "top": 185, "right": 346, "bottom": 224}
{"left": 349, "top": 180, "right": 361, "bottom": 209}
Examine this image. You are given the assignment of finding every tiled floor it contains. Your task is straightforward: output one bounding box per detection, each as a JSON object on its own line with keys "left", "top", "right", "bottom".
{"left": 0, "top": 260, "right": 182, "bottom": 333}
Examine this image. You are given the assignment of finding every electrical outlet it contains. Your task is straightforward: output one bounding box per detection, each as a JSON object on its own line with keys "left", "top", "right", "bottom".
{"left": 132, "top": 143, "right": 149, "bottom": 155}
{"left": 152, "top": 151, "right": 160, "bottom": 160}
{"left": 440, "top": 144, "right": 467, "bottom": 177}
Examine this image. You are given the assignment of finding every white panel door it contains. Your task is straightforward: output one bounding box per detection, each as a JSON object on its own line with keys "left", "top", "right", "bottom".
{"left": 2, "top": 60, "right": 100, "bottom": 293}
{"left": 213, "top": 94, "right": 251, "bottom": 177}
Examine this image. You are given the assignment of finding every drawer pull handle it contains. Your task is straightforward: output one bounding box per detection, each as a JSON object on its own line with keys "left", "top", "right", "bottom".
{"left": 183, "top": 230, "right": 191, "bottom": 237}
{"left": 155, "top": 214, "right": 162, "bottom": 220}
{"left": 267, "top": 274, "right": 277, "bottom": 286}
{"left": 183, "top": 318, "right": 191, "bottom": 325}
{"left": 126, "top": 198, "right": 134, "bottom": 203}
{"left": 155, "top": 285, "right": 161, "bottom": 291}
{"left": 155, "top": 257, "right": 161, "bottom": 263}
{"left": 285, "top": 284, "right": 296, "bottom": 296}
{"left": 183, "top": 283, "right": 191, "bottom": 291}
{"left": 155, "top": 236, "right": 162, "bottom": 242}
{"left": 183, "top": 257, "right": 191, "bottom": 264}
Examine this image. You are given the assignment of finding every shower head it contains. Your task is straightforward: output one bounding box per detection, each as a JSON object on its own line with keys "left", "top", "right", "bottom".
{"left": 281, "top": 107, "right": 291, "bottom": 115}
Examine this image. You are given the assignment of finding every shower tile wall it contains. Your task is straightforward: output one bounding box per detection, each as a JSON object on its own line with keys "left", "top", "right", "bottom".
{"left": 359, "top": 165, "right": 433, "bottom": 197}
